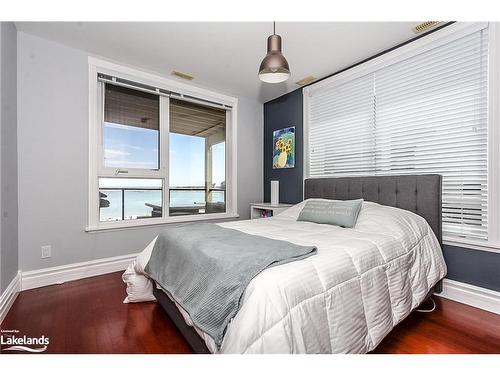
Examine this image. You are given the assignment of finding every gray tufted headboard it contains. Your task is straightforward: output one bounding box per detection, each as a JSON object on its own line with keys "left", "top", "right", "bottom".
{"left": 304, "top": 175, "right": 442, "bottom": 244}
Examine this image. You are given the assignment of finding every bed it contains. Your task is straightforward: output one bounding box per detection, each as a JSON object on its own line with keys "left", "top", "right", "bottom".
{"left": 123, "top": 175, "right": 447, "bottom": 353}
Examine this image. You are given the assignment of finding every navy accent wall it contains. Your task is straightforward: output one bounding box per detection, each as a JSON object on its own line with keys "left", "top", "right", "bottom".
{"left": 263, "top": 88, "right": 500, "bottom": 292}
{"left": 263, "top": 89, "right": 304, "bottom": 204}
{"left": 442, "top": 245, "right": 500, "bottom": 291}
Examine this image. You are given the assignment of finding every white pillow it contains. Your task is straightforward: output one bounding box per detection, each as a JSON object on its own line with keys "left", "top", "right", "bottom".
{"left": 122, "top": 237, "right": 158, "bottom": 303}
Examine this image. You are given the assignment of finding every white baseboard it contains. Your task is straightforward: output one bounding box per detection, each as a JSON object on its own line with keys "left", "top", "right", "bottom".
{"left": 435, "top": 278, "right": 500, "bottom": 315}
{"left": 21, "top": 253, "right": 137, "bottom": 291}
{"left": 0, "top": 271, "right": 22, "bottom": 324}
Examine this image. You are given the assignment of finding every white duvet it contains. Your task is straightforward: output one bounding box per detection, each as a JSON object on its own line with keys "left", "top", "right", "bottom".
{"left": 123, "top": 200, "right": 447, "bottom": 353}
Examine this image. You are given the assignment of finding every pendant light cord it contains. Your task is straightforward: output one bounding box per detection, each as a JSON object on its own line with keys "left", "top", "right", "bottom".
{"left": 273, "top": 21, "right": 276, "bottom": 35}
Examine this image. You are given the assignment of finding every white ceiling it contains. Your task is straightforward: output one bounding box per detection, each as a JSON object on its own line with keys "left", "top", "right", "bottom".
{"left": 15, "top": 22, "right": 424, "bottom": 103}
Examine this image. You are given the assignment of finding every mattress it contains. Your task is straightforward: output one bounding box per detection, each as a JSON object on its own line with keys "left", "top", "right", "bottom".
{"left": 123, "top": 200, "right": 447, "bottom": 353}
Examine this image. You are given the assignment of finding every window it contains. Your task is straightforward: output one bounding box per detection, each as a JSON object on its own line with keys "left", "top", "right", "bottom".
{"left": 103, "top": 85, "right": 160, "bottom": 170}
{"left": 305, "top": 23, "right": 500, "bottom": 249}
{"left": 169, "top": 99, "right": 226, "bottom": 216}
{"left": 88, "top": 59, "right": 237, "bottom": 230}
{"left": 99, "top": 178, "right": 163, "bottom": 221}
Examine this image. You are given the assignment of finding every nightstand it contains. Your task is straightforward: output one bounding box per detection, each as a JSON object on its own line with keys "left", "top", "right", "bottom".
{"left": 250, "top": 203, "right": 293, "bottom": 219}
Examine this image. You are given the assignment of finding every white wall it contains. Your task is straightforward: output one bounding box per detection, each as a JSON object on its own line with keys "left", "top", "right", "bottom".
{"left": 1, "top": 22, "right": 19, "bottom": 293}
{"left": 17, "top": 31, "right": 263, "bottom": 272}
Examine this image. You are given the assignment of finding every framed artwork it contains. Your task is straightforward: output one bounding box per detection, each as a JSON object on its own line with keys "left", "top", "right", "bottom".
{"left": 273, "top": 126, "right": 295, "bottom": 169}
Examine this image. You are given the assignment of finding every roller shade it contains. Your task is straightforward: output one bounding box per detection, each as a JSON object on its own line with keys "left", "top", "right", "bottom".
{"left": 104, "top": 83, "right": 159, "bottom": 131}
{"left": 307, "top": 26, "right": 489, "bottom": 242}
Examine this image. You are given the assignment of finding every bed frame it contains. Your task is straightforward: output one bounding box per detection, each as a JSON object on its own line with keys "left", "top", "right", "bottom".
{"left": 154, "top": 174, "right": 444, "bottom": 353}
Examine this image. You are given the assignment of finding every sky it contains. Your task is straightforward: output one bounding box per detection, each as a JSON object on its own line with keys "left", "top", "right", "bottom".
{"left": 103, "top": 122, "right": 225, "bottom": 188}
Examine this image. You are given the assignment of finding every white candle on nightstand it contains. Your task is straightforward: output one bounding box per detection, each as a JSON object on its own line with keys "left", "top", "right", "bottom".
{"left": 271, "top": 180, "right": 279, "bottom": 205}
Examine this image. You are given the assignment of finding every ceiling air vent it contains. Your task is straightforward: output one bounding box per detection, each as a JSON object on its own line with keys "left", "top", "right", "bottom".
{"left": 296, "top": 75, "right": 317, "bottom": 86}
{"left": 412, "top": 21, "right": 441, "bottom": 34}
{"left": 171, "top": 70, "right": 194, "bottom": 81}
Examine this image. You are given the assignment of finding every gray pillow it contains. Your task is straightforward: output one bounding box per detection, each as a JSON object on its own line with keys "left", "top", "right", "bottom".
{"left": 297, "top": 199, "right": 363, "bottom": 228}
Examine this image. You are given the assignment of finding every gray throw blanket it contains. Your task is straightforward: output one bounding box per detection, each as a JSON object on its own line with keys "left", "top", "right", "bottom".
{"left": 144, "top": 223, "right": 317, "bottom": 348}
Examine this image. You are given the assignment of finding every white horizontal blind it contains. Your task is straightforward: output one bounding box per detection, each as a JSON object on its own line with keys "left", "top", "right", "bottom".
{"left": 308, "top": 27, "right": 489, "bottom": 242}
{"left": 309, "top": 73, "right": 376, "bottom": 176}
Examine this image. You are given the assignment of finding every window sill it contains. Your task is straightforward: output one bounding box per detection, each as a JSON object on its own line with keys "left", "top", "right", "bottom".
{"left": 443, "top": 239, "right": 500, "bottom": 254}
{"left": 85, "top": 212, "right": 240, "bottom": 233}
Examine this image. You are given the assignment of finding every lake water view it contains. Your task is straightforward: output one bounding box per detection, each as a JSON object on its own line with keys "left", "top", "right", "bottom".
{"left": 99, "top": 189, "right": 225, "bottom": 221}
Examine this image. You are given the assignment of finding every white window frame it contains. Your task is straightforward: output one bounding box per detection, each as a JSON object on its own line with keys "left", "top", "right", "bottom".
{"left": 303, "top": 22, "right": 500, "bottom": 253}
{"left": 87, "top": 57, "right": 238, "bottom": 231}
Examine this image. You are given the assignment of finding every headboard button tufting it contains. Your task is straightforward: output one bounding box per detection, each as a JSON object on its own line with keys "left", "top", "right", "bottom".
{"left": 304, "top": 175, "right": 442, "bottom": 245}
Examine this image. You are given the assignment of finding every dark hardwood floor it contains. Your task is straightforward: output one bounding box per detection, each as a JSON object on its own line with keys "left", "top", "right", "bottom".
{"left": 1, "top": 272, "right": 499, "bottom": 354}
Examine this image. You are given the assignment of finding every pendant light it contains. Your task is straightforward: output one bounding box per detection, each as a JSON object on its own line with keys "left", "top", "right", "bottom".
{"left": 258, "top": 22, "right": 290, "bottom": 83}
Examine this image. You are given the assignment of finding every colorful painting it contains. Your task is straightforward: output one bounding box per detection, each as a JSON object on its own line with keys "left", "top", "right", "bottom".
{"left": 273, "top": 126, "right": 295, "bottom": 169}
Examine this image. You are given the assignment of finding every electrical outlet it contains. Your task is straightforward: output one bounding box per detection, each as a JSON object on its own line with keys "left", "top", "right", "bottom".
{"left": 41, "top": 245, "right": 51, "bottom": 259}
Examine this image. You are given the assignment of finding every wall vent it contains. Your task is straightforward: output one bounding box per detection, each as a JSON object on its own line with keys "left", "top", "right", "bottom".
{"left": 296, "top": 75, "right": 317, "bottom": 86}
{"left": 171, "top": 70, "right": 194, "bottom": 81}
{"left": 412, "top": 21, "right": 441, "bottom": 34}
